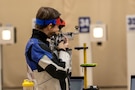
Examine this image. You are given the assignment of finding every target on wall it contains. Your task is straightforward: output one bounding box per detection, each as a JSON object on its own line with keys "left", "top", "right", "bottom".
{"left": 79, "top": 17, "right": 90, "bottom": 33}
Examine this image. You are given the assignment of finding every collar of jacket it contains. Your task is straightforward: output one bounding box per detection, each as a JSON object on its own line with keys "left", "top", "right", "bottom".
{"left": 31, "top": 29, "right": 49, "bottom": 43}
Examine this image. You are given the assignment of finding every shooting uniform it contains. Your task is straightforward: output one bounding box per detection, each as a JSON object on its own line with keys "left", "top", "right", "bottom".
{"left": 25, "top": 29, "right": 71, "bottom": 90}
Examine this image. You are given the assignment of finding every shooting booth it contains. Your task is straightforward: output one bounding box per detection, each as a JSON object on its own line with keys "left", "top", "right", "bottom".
{"left": 0, "top": 26, "right": 16, "bottom": 90}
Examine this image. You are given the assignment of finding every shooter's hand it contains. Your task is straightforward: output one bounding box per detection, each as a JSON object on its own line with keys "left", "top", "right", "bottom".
{"left": 58, "top": 36, "right": 69, "bottom": 50}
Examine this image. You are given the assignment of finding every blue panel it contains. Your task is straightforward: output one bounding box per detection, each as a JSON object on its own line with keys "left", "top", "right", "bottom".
{"left": 131, "top": 75, "right": 135, "bottom": 90}
{"left": 70, "top": 76, "right": 84, "bottom": 90}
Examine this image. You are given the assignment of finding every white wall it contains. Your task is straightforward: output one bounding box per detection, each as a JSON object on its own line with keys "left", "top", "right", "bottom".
{"left": 127, "top": 32, "right": 135, "bottom": 90}
{"left": 78, "top": 33, "right": 93, "bottom": 86}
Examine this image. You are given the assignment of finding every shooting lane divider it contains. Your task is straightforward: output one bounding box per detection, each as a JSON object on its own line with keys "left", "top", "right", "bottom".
{"left": 74, "top": 43, "right": 97, "bottom": 90}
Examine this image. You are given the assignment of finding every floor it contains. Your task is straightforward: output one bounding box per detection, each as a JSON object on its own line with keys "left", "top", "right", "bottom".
{"left": 100, "top": 89, "right": 127, "bottom": 90}
{"left": 3, "top": 88, "right": 127, "bottom": 90}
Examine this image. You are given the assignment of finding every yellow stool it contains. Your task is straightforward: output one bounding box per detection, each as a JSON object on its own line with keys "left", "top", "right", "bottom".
{"left": 22, "top": 79, "right": 34, "bottom": 90}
